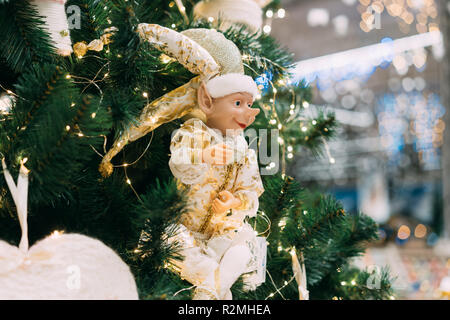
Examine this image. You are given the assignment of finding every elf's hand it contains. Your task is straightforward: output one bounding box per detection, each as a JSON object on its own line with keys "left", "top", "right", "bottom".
{"left": 211, "top": 190, "right": 242, "bottom": 215}
{"left": 202, "top": 143, "right": 234, "bottom": 165}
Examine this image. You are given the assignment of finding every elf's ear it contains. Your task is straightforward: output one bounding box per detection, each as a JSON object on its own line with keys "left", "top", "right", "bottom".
{"left": 197, "top": 81, "right": 214, "bottom": 115}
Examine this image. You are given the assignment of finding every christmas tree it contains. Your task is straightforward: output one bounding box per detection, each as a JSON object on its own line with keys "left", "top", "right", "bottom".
{"left": 0, "top": 0, "right": 394, "bottom": 300}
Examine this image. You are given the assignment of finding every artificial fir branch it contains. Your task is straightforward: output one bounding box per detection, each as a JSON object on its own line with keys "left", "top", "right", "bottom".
{"left": 35, "top": 94, "right": 90, "bottom": 173}
{"left": 0, "top": 0, "right": 57, "bottom": 72}
{"left": 2, "top": 66, "right": 65, "bottom": 156}
{"left": 66, "top": 0, "right": 111, "bottom": 43}
{"left": 300, "top": 207, "right": 346, "bottom": 247}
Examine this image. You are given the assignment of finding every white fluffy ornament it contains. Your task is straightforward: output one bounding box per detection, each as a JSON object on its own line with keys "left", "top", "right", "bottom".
{"left": 193, "top": 0, "right": 265, "bottom": 33}
{"left": 0, "top": 94, "right": 14, "bottom": 114}
{"left": 30, "top": 0, "right": 73, "bottom": 56}
{"left": 0, "top": 159, "right": 139, "bottom": 300}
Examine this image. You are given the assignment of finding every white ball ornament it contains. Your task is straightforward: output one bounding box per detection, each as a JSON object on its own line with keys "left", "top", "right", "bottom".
{"left": 0, "top": 159, "right": 139, "bottom": 300}
{"left": 193, "top": 0, "right": 265, "bottom": 33}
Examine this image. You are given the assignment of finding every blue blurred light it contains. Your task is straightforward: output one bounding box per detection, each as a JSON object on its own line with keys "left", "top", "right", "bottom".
{"left": 395, "top": 236, "right": 409, "bottom": 246}
{"left": 427, "top": 232, "right": 439, "bottom": 246}
{"left": 254, "top": 70, "right": 273, "bottom": 92}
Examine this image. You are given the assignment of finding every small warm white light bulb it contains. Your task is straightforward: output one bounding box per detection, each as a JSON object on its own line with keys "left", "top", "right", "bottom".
{"left": 266, "top": 10, "right": 273, "bottom": 18}
{"left": 50, "top": 230, "right": 63, "bottom": 239}
{"left": 65, "top": 125, "right": 71, "bottom": 131}
{"left": 126, "top": 178, "right": 131, "bottom": 184}
{"left": 263, "top": 25, "right": 272, "bottom": 34}
{"left": 142, "top": 92, "right": 148, "bottom": 98}
{"left": 277, "top": 8, "right": 286, "bottom": 19}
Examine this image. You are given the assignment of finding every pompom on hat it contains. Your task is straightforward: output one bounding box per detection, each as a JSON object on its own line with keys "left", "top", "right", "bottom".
{"left": 180, "top": 28, "right": 258, "bottom": 100}
{"left": 99, "top": 24, "right": 259, "bottom": 177}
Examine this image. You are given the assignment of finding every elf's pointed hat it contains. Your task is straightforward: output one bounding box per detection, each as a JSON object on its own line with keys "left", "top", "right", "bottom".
{"left": 99, "top": 24, "right": 258, "bottom": 177}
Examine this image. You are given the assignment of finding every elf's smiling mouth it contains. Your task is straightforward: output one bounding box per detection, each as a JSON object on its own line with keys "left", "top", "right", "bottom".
{"left": 235, "top": 120, "right": 247, "bottom": 129}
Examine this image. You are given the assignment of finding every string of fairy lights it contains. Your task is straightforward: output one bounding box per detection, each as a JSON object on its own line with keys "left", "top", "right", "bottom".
{"left": 358, "top": 0, "right": 439, "bottom": 34}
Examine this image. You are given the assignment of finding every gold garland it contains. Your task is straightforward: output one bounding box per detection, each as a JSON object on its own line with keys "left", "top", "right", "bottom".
{"left": 198, "top": 162, "right": 243, "bottom": 237}
{"left": 73, "top": 27, "right": 117, "bottom": 58}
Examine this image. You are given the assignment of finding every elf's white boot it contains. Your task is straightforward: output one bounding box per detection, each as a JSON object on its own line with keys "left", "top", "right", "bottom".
{"left": 217, "top": 244, "right": 251, "bottom": 300}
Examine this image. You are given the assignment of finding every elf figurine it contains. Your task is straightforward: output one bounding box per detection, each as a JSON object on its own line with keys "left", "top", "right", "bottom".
{"left": 168, "top": 77, "right": 264, "bottom": 300}
{"left": 99, "top": 24, "right": 266, "bottom": 299}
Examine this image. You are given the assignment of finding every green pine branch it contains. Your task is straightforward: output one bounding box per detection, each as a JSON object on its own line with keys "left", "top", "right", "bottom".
{"left": 0, "top": 63, "right": 111, "bottom": 205}
{"left": 0, "top": 0, "right": 57, "bottom": 72}
{"left": 129, "top": 178, "right": 189, "bottom": 298}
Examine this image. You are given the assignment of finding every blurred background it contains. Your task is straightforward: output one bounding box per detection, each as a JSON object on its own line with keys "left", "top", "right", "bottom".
{"left": 267, "top": 0, "right": 450, "bottom": 299}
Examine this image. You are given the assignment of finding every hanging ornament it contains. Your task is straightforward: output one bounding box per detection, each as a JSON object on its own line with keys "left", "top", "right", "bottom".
{"left": 0, "top": 94, "right": 14, "bottom": 115}
{"left": 291, "top": 248, "right": 309, "bottom": 300}
{"left": 193, "top": 0, "right": 271, "bottom": 33}
{"left": 72, "top": 27, "right": 117, "bottom": 58}
{"left": 0, "top": 158, "right": 139, "bottom": 299}
{"left": 30, "top": 0, "right": 73, "bottom": 56}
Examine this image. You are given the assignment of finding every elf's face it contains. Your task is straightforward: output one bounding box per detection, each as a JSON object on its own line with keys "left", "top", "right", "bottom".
{"left": 198, "top": 84, "right": 260, "bottom": 136}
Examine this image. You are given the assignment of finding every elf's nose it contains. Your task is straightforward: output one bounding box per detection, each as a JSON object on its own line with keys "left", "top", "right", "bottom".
{"left": 245, "top": 107, "right": 260, "bottom": 124}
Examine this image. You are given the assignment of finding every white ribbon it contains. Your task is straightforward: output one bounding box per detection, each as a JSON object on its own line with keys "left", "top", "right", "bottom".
{"left": 291, "top": 248, "right": 309, "bottom": 300}
{"left": 2, "top": 158, "right": 29, "bottom": 253}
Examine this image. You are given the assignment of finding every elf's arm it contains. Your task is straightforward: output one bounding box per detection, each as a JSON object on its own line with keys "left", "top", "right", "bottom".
{"left": 168, "top": 120, "right": 212, "bottom": 185}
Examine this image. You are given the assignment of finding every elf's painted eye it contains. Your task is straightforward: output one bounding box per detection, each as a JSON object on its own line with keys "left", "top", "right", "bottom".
{"left": 235, "top": 101, "right": 241, "bottom": 106}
